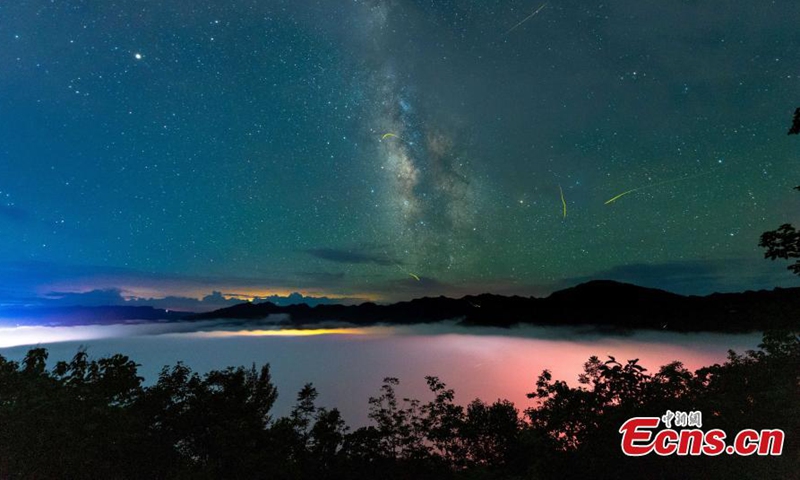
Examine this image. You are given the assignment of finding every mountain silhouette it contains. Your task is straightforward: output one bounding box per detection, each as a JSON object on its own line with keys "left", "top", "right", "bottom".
{"left": 190, "top": 280, "right": 800, "bottom": 333}
{"left": 5, "top": 281, "right": 797, "bottom": 332}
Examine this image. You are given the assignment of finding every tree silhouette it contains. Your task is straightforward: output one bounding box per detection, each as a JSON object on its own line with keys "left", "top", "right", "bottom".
{"left": 0, "top": 332, "right": 796, "bottom": 479}
{"left": 760, "top": 117, "right": 799, "bottom": 273}
{"left": 788, "top": 107, "right": 800, "bottom": 135}
{"left": 525, "top": 333, "right": 798, "bottom": 479}
{"left": 759, "top": 189, "right": 800, "bottom": 274}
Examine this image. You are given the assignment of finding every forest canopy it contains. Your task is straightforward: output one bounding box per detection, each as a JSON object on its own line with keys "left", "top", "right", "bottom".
{"left": 0, "top": 331, "right": 796, "bottom": 479}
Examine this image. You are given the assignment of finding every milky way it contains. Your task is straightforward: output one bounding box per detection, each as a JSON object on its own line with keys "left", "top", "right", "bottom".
{"left": 1, "top": 0, "right": 799, "bottom": 305}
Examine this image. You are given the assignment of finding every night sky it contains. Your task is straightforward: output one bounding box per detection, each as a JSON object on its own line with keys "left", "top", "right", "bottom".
{"left": 2, "top": 0, "right": 799, "bottom": 308}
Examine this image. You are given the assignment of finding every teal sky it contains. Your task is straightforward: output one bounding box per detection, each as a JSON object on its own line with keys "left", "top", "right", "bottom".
{"left": 1, "top": 0, "right": 799, "bottom": 307}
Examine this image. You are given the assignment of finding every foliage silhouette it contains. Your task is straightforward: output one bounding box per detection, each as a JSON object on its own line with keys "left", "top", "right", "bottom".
{"left": 0, "top": 331, "right": 796, "bottom": 479}
{"left": 788, "top": 107, "right": 800, "bottom": 135}
{"left": 761, "top": 116, "right": 800, "bottom": 273}
{"left": 760, "top": 222, "right": 800, "bottom": 274}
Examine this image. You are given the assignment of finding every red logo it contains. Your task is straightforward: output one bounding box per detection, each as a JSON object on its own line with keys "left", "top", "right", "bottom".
{"left": 619, "top": 412, "right": 784, "bottom": 456}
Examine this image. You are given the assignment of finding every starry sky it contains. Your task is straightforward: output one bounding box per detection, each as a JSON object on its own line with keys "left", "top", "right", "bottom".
{"left": 1, "top": 0, "right": 799, "bottom": 308}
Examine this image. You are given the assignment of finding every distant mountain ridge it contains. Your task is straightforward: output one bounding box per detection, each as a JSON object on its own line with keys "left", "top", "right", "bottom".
{"left": 3, "top": 281, "right": 797, "bottom": 332}
{"left": 0, "top": 305, "right": 189, "bottom": 326}
{"left": 189, "top": 280, "right": 800, "bottom": 333}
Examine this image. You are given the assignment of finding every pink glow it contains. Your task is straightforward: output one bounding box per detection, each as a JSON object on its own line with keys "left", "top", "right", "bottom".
{"left": 0, "top": 322, "right": 761, "bottom": 425}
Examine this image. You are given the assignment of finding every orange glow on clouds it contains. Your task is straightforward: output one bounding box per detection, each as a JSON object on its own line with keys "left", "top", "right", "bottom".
{"left": 38, "top": 278, "right": 378, "bottom": 304}
{"left": 190, "top": 327, "right": 383, "bottom": 338}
